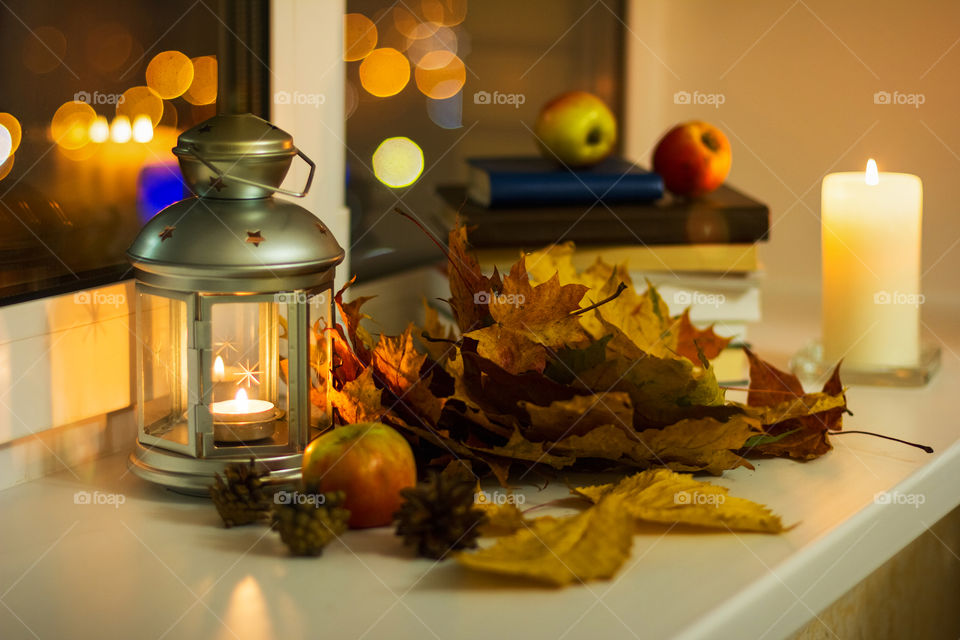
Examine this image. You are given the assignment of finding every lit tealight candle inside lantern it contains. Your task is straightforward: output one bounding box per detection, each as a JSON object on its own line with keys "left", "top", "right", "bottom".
{"left": 213, "top": 355, "right": 225, "bottom": 382}
{"left": 821, "top": 159, "right": 922, "bottom": 369}
{"left": 211, "top": 388, "right": 275, "bottom": 423}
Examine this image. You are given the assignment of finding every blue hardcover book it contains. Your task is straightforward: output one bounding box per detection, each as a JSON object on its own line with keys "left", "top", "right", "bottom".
{"left": 467, "top": 156, "right": 664, "bottom": 208}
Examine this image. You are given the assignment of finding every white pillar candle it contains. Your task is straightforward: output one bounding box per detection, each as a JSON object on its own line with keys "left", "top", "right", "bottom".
{"left": 821, "top": 159, "right": 922, "bottom": 368}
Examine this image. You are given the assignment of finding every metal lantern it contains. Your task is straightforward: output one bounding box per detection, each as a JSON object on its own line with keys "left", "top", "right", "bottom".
{"left": 126, "top": 114, "right": 344, "bottom": 494}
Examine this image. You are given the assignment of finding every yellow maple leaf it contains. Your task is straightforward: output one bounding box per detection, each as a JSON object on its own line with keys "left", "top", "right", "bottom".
{"left": 474, "top": 501, "right": 529, "bottom": 537}
{"left": 573, "top": 469, "right": 785, "bottom": 533}
{"left": 328, "top": 368, "right": 383, "bottom": 424}
{"left": 456, "top": 493, "right": 634, "bottom": 586}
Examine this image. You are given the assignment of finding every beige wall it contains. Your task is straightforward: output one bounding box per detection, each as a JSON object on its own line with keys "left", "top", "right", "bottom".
{"left": 625, "top": 0, "right": 960, "bottom": 307}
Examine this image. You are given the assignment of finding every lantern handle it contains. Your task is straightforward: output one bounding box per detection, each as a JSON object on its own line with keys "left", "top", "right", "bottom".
{"left": 184, "top": 144, "right": 316, "bottom": 198}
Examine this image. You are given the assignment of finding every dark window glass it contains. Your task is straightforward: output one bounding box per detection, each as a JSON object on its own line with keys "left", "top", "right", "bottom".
{"left": 344, "top": 0, "right": 625, "bottom": 279}
{"left": 0, "top": 0, "right": 222, "bottom": 304}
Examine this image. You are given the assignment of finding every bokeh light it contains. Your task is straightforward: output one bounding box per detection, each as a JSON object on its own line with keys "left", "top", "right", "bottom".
{"left": 0, "top": 126, "right": 11, "bottom": 164}
{"left": 0, "top": 114, "right": 22, "bottom": 156}
{"left": 0, "top": 154, "right": 14, "bottom": 181}
{"left": 405, "top": 26, "right": 458, "bottom": 65}
{"left": 372, "top": 137, "right": 424, "bottom": 188}
{"left": 51, "top": 101, "right": 96, "bottom": 149}
{"left": 344, "top": 13, "right": 378, "bottom": 61}
{"left": 421, "top": 0, "right": 467, "bottom": 26}
{"left": 58, "top": 142, "right": 98, "bottom": 162}
{"left": 415, "top": 50, "right": 465, "bottom": 99}
{"left": 22, "top": 26, "right": 67, "bottom": 74}
{"left": 137, "top": 163, "right": 187, "bottom": 223}
{"left": 159, "top": 100, "right": 179, "bottom": 128}
{"left": 132, "top": 115, "right": 154, "bottom": 143}
{"left": 183, "top": 56, "right": 217, "bottom": 106}
{"left": 393, "top": 6, "right": 438, "bottom": 40}
{"left": 85, "top": 22, "right": 133, "bottom": 74}
{"left": 117, "top": 86, "right": 164, "bottom": 127}
{"left": 426, "top": 92, "right": 463, "bottom": 129}
{"left": 111, "top": 115, "right": 132, "bottom": 143}
{"left": 345, "top": 81, "right": 359, "bottom": 120}
{"left": 146, "top": 50, "right": 195, "bottom": 100}
{"left": 359, "top": 48, "right": 410, "bottom": 97}
{"left": 89, "top": 116, "right": 109, "bottom": 143}
{"left": 371, "top": 8, "right": 408, "bottom": 50}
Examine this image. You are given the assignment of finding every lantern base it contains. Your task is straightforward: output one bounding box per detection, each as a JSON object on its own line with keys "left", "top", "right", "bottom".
{"left": 127, "top": 441, "right": 303, "bottom": 496}
{"left": 790, "top": 340, "right": 941, "bottom": 388}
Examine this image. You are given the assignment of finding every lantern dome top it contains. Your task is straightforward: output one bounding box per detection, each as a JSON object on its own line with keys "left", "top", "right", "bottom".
{"left": 175, "top": 113, "right": 295, "bottom": 159}
{"left": 129, "top": 114, "right": 343, "bottom": 293}
{"left": 127, "top": 196, "right": 344, "bottom": 293}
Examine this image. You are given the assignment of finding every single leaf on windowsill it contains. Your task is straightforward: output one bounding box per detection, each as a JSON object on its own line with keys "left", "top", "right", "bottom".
{"left": 456, "top": 492, "right": 635, "bottom": 586}
{"left": 572, "top": 469, "right": 786, "bottom": 533}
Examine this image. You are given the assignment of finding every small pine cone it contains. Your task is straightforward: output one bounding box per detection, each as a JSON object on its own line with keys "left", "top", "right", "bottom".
{"left": 210, "top": 459, "right": 271, "bottom": 527}
{"left": 394, "top": 471, "right": 487, "bottom": 560}
{"left": 272, "top": 491, "right": 350, "bottom": 556}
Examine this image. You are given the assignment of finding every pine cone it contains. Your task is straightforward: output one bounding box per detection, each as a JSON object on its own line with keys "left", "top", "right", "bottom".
{"left": 394, "top": 470, "right": 487, "bottom": 559}
{"left": 272, "top": 491, "right": 350, "bottom": 556}
{"left": 210, "top": 459, "right": 271, "bottom": 527}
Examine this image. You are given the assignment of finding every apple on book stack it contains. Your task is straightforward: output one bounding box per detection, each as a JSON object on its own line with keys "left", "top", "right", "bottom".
{"left": 434, "top": 96, "right": 768, "bottom": 383}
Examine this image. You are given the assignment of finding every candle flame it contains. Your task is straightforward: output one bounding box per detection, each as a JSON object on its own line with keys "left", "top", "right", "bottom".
{"left": 132, "top": 114, "right": 153, "bottom": 143}
{"left": 865, "top": 158, "right": 879, "bottom": 185}
{"left": 213, "top": 355, "right": 224, "bottom": 381}
{"left": 110, "top": 116, "right": 131, "bottom": 143}
{"left": 89, "top": 116, "right": 109, "bottom": 143}
{"left": 235, "top": 387, "right": 249, "bottom": 409}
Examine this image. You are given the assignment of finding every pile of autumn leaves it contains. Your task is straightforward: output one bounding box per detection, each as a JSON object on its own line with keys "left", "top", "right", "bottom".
{"left": 324, "top": 225, "right": 847, "bottom": 486}
{"left": 318, "top": 225, "right": 849, "bottom": 585}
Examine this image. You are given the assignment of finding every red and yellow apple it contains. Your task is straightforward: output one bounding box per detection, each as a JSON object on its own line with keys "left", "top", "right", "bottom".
{"left": 302, "top": 422, "right": 416, "bottom": 528}
{"left": 534, "top": 91, "right": 617, "bottom": 167}
{"left": 652, "top": 121, "right": 732, "bottom": 197}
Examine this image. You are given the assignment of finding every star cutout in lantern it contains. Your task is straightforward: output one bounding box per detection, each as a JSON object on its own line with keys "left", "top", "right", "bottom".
{"left": 315, "top": 221, "right": 328, "bottom": 235}
{"left": 198, "top": 124, "right": 212, "bottom": 133}
{"left": 246, "top": 230, "right": 265, "bottom": 246}
{"left": 208, "top": 176, "right": 227, "bottom": 192}
{"left": 214, "top": 337, "right": 239, "bottom": 357}
{"left": 158, "top": 225, "right": 176, "bottom": 241}
{"left": 233, "top": 360, "right": 262, "bottom": 387}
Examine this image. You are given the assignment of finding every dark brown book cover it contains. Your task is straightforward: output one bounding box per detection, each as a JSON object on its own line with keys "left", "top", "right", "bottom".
{"left": 436, "top": 184, "right": 769, "bottom": 248}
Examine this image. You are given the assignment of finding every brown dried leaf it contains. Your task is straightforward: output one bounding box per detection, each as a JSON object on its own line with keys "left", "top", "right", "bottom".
{"left": 743, "top": 349, "right": 846, "bottom": 460}
{"left": 334, "top": 279, "right": 376, "bottom": 365}
{"left": 632, "top": 414, "right": 762, "bottom": 475}
{"left": 372, "top": 324, "right": 443, "bottom": 424}
{"left": 463, "top": 324, "right": 549, "bottom": 375}
{"left": 520, "top": 393, "right": 634, "bottom": 441}
{"left": 447, "top": 223, "right": 502, "bottom": 332}
{"left": 675, "top": 309, "right": 733, "bottom": 363}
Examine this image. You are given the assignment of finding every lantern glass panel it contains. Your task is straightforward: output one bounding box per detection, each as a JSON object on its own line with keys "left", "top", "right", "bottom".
{"left": 308, "top": 288, "right": 334, "bottom": 429}
{"left": 209, "top": 298, "right": 288, "bottom": 446}
{"left": 138, "top": 290, "right": 190, "bottom": 447}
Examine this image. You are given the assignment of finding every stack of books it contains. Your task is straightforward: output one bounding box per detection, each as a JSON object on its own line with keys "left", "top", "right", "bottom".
{"left": 435, "top": 156, "right": 770, "bottom": 383}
